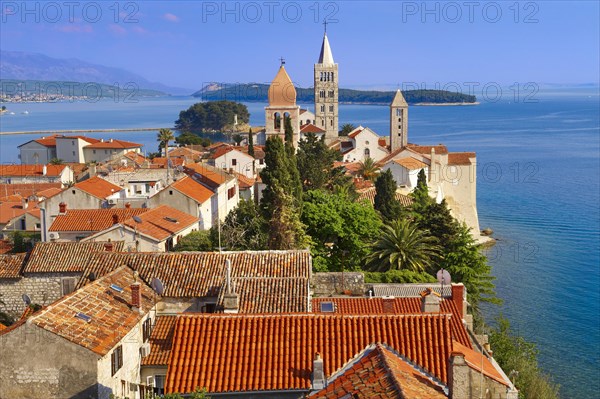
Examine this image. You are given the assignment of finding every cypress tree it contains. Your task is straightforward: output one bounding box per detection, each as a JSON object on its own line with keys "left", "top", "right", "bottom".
{"left": 374, "top": 169, "right": 402, "bottom": 221}
{"left": 248, "top": 127, "right": 255, "bottom": 157}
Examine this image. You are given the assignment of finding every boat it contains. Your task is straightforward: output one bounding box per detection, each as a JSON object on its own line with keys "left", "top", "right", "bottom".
{"left": 22, "top": 111, "right": 29, "bottom": 114}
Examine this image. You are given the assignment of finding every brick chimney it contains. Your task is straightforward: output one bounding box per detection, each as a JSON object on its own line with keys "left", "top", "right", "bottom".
{"left": 311, "top": 352, "right": 326, "bottom": 390}
{"left": 58, "top": 202, "right": 67, "bottom": 214}
{"left": 451, "top": 283, "right": 466, "bottom": 319}
{"left": 131, "top": 282, "right": 142, "bottom": 313}
{"left": 22, "top": 198, "right": 28, "bottom": 210}
{"left": 112, "top": 214, "right": 119, "bottom": 225}
{"left": 382, "top": 297, "right": 395, "bottom": 314}
{"left": 448, "top": 351, "right": 469, "bottom": 399}
{"left": 420, "top": 288, "right": 441, "bottom": 313}
{"left": 125, "top": 202, "right": 131, "bottom": 209}
{"left": 223, "top": 259, "right": 239, "bottom": 313}
{"left": 104, "top": 240, "right": 114, "bottom": 252}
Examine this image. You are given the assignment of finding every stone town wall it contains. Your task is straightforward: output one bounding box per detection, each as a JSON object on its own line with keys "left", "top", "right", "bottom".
{"left": 311, "top": 272, "right": 365, "bottom": 297}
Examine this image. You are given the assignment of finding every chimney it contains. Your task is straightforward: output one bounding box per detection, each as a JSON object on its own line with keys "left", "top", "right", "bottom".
{"left": 125, "top": 202, "right": 131, "bottom": 209}
{"left": 42, "top": 165, "right": 47, "bottom": 176}
{"left": 58, "top": 202, "right": 67, "bottom": 214}
{"left": 420, "top": 288, "right": 441, "bottom": 313}
{"left": 112, "top": 214, "right": 119, "bottom": 225}
{"left": 223, "top": 259, "right": 239, "bottom": 313}
{"left": 311, "top": 352, "right": 326, "bottom": 390}
{"left": 428, "top": 148, "right": 435, "bottom": 182}
{"left": 22, "top": 198, "right": 28, "bottom": 210}
{"left": 382, "top": 297, "right": 395, "bottom": 314}
{"left": 104, "top": 240, "right": 114, "bottom": 252}
{"left": 451, "top": 283, "right": 466, "bottom": 319}
{"left": 131, "top": 282, "right": 142, "bottom": 313}
{"left": 89, "top": 163, "right": 97, "bottom": 177}
{"left": 448, "top": 352, "right": 469, "bottom": 399}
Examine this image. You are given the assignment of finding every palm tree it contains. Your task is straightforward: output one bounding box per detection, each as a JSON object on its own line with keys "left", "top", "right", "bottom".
{"left": 158, "top": 128, "right": 175, "bottom": 183}
{"left": 366, "top": 219, "right": 441, "bottom": 273}
{"left": 358, "top": 157, "right": 380, "bottom": 181}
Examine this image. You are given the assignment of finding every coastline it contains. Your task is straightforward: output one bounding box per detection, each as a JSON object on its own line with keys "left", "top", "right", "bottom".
{"left": 0, "top": 127, "right": 174, "bottom": 136}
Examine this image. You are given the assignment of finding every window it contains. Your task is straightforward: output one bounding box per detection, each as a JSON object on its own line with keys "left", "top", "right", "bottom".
{"left": 169, "top": 190, "right": 173, "bottom": 195}
{"left": 331, "top": 72, "right": 334, "bottom": 81}
{"left": 153, "top": 375, "right": 166, "bottom": 395}
{"left": 93, "top": 150, "right": 96, "bottom": 154}
{"left": 72, "top": 141, "right": 75, "bottom": 146}
{"left": 329, "top": 105, "right": 334, "bottom": 112}
{"left": 61, "top": 277, "right": 77, "bottom": 295}
{"left": 320, "top": 105, "right": 325, "bottom": 112}
{"left": 398, "top": 117, "right": 402, "bottom": 122}
{"left": 72, "top": 151, "right": 76, "bottom": 156}
{"left": 320, "top": 302, "right": 335, "bottom": 312}
{"left": 396, "top": 108, "right": 402, "bottom": 116}
{"left": 328, "top": 90, "right": 334, "bottom": 97}
{"left": 232, "top": 159, "right": 237, "bottom": 166}
{"left": 227, "top": 186, "right": 236, "bottom": 199}
{"left": 330, "top": 119, "right": 333, "bottom": 126}
{"left": 259, "top": 159, "right": 264, "bottom": 165}
{"left": 111, "top": 346, "right": 123, "bottom": 376}
{"left": 364, "top": 148, "right": 370, "bottom": 158}
{"left": 104, "top": 150, "right": 108, "bottom": 154}
{"left": 319, "top": 90, "right": 325, "bottom": 98}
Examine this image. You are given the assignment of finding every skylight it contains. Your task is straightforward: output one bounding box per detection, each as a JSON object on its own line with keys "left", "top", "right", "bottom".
{"left": 320, "top": 302, "right": 335, "bottom": 313}
{"left": 75, "top": 312, "right": 92, "bottom": 323}
{"left": 110, "top": 284, "right": 124, "bottom": 293}
{"left": 164, "top": 216, "right": 178, "bottom": 223}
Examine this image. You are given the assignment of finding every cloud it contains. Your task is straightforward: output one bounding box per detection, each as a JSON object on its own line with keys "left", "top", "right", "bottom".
{"left": 108, "top": 24, "right": 127, "bottom": 36}
{"left": 132, "top": 26, "right": 148, "bottom": 35}
{"left": 163, "top": 13, "right": 179, "bottom": 22}
{"left": 56, "top": 25, "right": 93, "bottom": 33}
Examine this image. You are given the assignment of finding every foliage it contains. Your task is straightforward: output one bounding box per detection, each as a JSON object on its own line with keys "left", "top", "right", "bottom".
{"left": 232, "top": 134, "right": 244, "bottom": 145}
{"left": 409, "top": 169, "right": 433, "bottom": 215}
{"left": 339, "top": 123, "right": 355, "bottom": 136}
{"left": 284, "top": 115, "right": 294, "bottom": 145}
{"left": 157, "top": 128, "right": 174, "bottom": 153}
{"left": 175, "top": 131, "right": 211, "bottom": 147}
{"left": 357, "top": 157, "right": 380, "bottom": 181}
{"left": 10, "top": 231, "right": 28, "bottom": 253}
{"left": 366, "top": 219, "right": 441, "bottom": 273}
{"left": 173, "top": 231, "right": 214, "bottom": 252}
{"left": 175, "top": 101, "right": 250, "bottom": 133}
{"left": 490, "top": 316, "right": 560, "bottom": 399}
{"left": 364, "top": 270, "right": 437, "bottom": 284}
{"left": 296, "top": 132, "right": 345, "bottom": 192}
{"left": 0, "top": 293, "right": 14, "bottom": 326}
{"left": 49, "top": 158, "right": 63, "bottom": 165}
{"left": 374, "top": 169, "right": 403, "bottom": 221}
{"left": 266, "top": 187, "right": 310, "bottom": 250}
{"left": 302, "top": 190, "right": 381, "bottom": 272}
{"left": 213, "top": 199, "right": 268, "bottom": 250}
{"left": 248, "top": 128, "right": 255, "bottom": 157}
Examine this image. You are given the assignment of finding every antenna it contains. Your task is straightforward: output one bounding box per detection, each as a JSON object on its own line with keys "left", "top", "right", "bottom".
{"left": 323, "top": 19, "right": 328, "bottom": 34}
{"left": 436, "top": 269, "right": 451, "bottom": 297}
{"left": 226, "top": 259, "right": 232, "bottom": 294}
{"left": 151, "top": 277, "right": 165, "bottom": 296}
{"left": 22, "top": 294, "right": 31, "bottom": 305}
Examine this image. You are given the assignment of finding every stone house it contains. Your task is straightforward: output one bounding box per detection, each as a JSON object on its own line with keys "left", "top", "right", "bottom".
{"left": 82, "top": 205, "right": 198, "bottom": 252}
{"left": 207, "top": 144, "right": 265, "bottom": 179}
{"left": 341, "top": 126, "right": 390, "bottom": 163}
{"left": 0, "top": 164, "right": 74, "bottom": 185}
{"left": 381, "top": 156, "right": 429, "bottom": 189}
{"left": 0, "top": 266, "right": 156, "bottom": 399}
{"left": 0, "top": 201, "right": 41, "bottom": 233}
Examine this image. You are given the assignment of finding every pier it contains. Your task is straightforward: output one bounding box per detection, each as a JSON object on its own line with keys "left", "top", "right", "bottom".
{"left": 0, "top": 127, "right": 175, "bottom": 136}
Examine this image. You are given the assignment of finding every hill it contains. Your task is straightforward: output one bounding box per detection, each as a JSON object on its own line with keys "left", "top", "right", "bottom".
{"left": 193, "top": 83, "right": 477, "bottom": 104}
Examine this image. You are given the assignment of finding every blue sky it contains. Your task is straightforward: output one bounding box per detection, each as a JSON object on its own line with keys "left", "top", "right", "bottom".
{"left": 1, "top": 1, "right": 599, "bottom": 90}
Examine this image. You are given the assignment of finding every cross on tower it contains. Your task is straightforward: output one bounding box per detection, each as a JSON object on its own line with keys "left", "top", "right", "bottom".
{"left": 323, "top": 19, "right": 328, "bottom": 34}
{"left": 280, "top": 57, "right": 285, "bottom": 66}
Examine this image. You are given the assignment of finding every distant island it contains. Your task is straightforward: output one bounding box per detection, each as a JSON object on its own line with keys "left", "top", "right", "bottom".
{"left": 194, "top": 83, "right": 477, "bottom": 105}
{"left": 0, "top": 79, "right": 168, "bottom": 103}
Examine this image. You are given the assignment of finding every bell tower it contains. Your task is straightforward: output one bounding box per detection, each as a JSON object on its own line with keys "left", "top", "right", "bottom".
{"left": 390, "top": 89, "right": 408, "bottom": 151}
{"left": 265, "top": 60, "right": 300, "bottom": 147}
{"left": 314, "top": 22, "right": 339, "bottom": 144}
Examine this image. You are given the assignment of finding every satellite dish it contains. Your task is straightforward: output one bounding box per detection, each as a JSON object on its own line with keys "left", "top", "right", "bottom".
{"left": 88, "top": 272, "right": 97, "bottom": 282}
{"left": 437, "top": 269, "right": 451, "bottom": 285}
{"left": 132, "top": 215, "right": 143, "bottom": 223}
{"left": 176, "top": 165, "right": 184, "bottom": 172}
{"left": 142, "top": 202, "right": 148, "bottom": 209}
{"left": 151, "top": 278, "right": 165, "bottom": 295}
{"left": 22, "top": 294, "right": 31, "bottom": 305}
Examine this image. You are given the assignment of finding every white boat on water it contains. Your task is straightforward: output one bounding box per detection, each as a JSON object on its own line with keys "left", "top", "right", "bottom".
{"left": 9, "top": 112, "right": 15, "bottom": 115}
{"left": 22, "top": 111, "right": 29, "bottom": 114}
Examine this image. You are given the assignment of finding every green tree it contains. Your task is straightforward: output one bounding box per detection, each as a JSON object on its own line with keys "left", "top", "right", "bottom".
{"left": 366, "top": 219, "right": 441, "bottom": 273}
{"left": 173, "top": 231, "right": 214, "bottom": 251}
{"left": 214, "top": 199, "right": 268, "bottom": 250}
{"left": 284, "top": 114, "right": 294, "bottom": 145}
{"left": 175, "top": 101, "right": 250, "bottom": 133}
{"left": 410, "top": 169, "right": 433, "bottom": 215}
{"left": 364, "top": 269, "right": 437, "bottom": 284}
{"left": 157, "top": 128, "right": 175, "bottom": 154}
{"left": 296, "top": 132, "right": 342, "bottom": 192}
{"left": 49, "top": 158, "right": 64, "bottom": 165}
{"left": 357, "top": 157, "right": 380, "bottom": 181}
{"left": 374, "top": 169, "right": 402, "bottom": 221}
{"left": 11, "top": 231, "right": 27, "bottom": 253}
{"left": 302, "top": 190, "right": 382, "bottom": 272}
{"left": 175, "top": 131, "right": 211, "bottom": 147}
{"left": 267, "top": 187, "right": 310, "bottom": 250}
{"left": 248, "top": 128, "right": 255, "bottom": 157}
{"left": 232, "top": 134, "right": 244, "bottom": 146}
{"left": 339, "top": 123, "right": 356, "bottom": 136}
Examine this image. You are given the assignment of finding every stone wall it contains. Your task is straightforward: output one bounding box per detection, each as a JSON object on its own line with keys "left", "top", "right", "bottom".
{"left": 0, "top": 272, "right": 79, "bottom": 318}
{"left": 311, "top": 272, "right": 365, "bottom": 297}
{"left": 0, "top": 323, "right": 98, "bottom": 399}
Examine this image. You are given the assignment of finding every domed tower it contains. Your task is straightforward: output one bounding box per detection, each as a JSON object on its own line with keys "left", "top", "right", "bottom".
{"left": 265, "top": 62, "right": 300, "bottom": 146}
{"left": 314, "top": 29, "right": 339, "bottom": 144}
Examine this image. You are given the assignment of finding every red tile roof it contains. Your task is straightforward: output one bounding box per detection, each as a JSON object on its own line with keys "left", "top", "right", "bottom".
{"left": 312, "top": 297, "right": 471, "bottom": 349}
{"left": 0, "top": 183, "right": 62, "bottom": 199}
{"left": 301, "top": 123, "right": 326, "bottom": 134}
{"left": 406, "top": 144, "right": 449, "bottom": 155}
{"left": 311, "top": 343, "right": 447, "bottom": 399}
{"left": 0, "top": 164, "right": 67, "bottom": 177}
{"left": 34, "top": 187, "right": 63, "bottom": 199}
{"left": 142, "top": 316, "right": 177, "bottom": 366}
{"left": 348, "top": 127, "right": 364, "bottom": 138}
{"left": 165, "top": 313, "right": 453, "bottom": 394}
{"left": 217, "top": 277, "right": 309, "bottom": 313}
{"left": 49, "top": 208, "right": 148, "bottom": 232}
{"left": 22, "top": 241, "right": 124, "bottom": 273}
{"left": 122, "top": 205, "right": 198, "bottom": 241}
{"left": 378, "top": 137, "right": 388, "bottom": 148}
{"left": 84, "top": 138, "right": 142, "bottom": 149}
{"left": 0, "top": 202, "right": 28, "bottom": 224}
{"left": 357, "top": 187, "right": 414, "bottom": 207}
{"left": 21, "top": 135, "right": 100, "bottom": 148}
{"left": 453, "top": 341, "right": 510, "bottom": 386}
{"left": 448, "top": 152, "right": 476, "bottom": 165}
{"left": 151, "top": 157, "right": 185, "bottom": 168}
{"left": 170, "top": 176, "right": 214, "bottom": 204}
{"left": 0, "top": 253, "right": 26, "bottom": 278}
{"left": 184, "top": 163, "right": 233, "bottom": 188}
{"left": 233, "top": 172, "right": 255, "bottom": 189}
{"left": 393, "top": 157, "right": 428, "bottom": 170}
{"left": 124, "top": 151, "right": 148, "bottom": 166}
{"left": 0, "top": 240, "right": 13, "bottom": 254}
{"left": 0, "top": 322, "right": 6, "bottom": 332}
{"left": 77, "top": 250, "right": 311, "bottom": 298}
{"left": 28, "top": 266, "right": 155, "bottom": 356}
{"left": 74, "top": 176, "right": 123, "bottom": 199}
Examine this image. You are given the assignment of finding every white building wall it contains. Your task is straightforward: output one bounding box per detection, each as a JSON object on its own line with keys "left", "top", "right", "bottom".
{"left": 212, "top": 150, "right": 256, "bottom": 179}
{"left": 56, "top": 137, "right": 88, "bottom": 163}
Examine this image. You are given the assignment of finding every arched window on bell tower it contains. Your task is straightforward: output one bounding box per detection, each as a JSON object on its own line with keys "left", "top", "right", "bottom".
{"left": 274, "top": 112, "right": 281, "bottom": 130}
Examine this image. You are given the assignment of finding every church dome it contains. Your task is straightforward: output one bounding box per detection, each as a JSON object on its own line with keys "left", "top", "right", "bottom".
{"left": 268, "top": 65, "right": 296, "bottom": 106}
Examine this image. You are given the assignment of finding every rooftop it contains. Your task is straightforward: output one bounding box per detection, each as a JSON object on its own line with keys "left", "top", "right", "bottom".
{"left": 141, "top": 315, "right": 177, "bottom": 366}
{"left": 84, "top": 138, "right": 142, "bottom": 149}
{"left": 74, "top": 176, "right": 123, "bottom": 199}
{"left": 0, "top": 164, "right": 67, "bottom": 177}
{"left": 170, "top": 175, "right": 214, "bottom": 204}
{"left": 121, "top": 205, "right": 198, "bottom": 241}
{"left": 268, "top": 65, "right": 297, "bottom": 107}
{"left": 301, "top": 123, "right": 326, "bottom": 134}
{"left": 49, "top": 208, "right": 148, "bottom": 232}
{"left": 0, "top": 183, "right": 62, "bottom": 199}
{"left": 393, "top": 157, "right": 428, "bottom": 170}
{"left": 356, "top": 187, "right": 413, "bottom": 207}
{"left": 0, "top": 253, "right": 26, "bottom": 278}
{"left": 448, "top": 152, "right": 476, "bottom": 165}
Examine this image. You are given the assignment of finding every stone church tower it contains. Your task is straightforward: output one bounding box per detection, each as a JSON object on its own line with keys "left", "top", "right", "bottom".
{"left": 314, "top": 32, "right": 339, "bottom": 144}
{"left": 390, "top": 89, "right": 408, "bottom": 151}
{"left": 265, "top": 63, "right": 300, "bottom": 146}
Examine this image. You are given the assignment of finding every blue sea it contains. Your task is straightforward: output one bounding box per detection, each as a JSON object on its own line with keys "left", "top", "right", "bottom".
{"left": 1, "top": 91, "right": 599, "bottom": 398}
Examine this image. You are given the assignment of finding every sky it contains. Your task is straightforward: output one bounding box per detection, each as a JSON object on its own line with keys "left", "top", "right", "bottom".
{"left": 1, "top": 1, "right": 599, "bottom": 91}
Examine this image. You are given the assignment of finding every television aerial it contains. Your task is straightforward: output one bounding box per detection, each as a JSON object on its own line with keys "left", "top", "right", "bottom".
{"left": 151, "top": 277, "right": 165, "bottom": 296}
{"left": 436, "top": 269, "right": 451, "bottom": 296}
{"left": 22, "top": 294, "right": 31, "bottom": 305}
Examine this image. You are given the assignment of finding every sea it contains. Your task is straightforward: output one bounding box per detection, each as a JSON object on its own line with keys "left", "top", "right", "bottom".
{"left": 1, "top": 90, "right": 599, "bottom": 398}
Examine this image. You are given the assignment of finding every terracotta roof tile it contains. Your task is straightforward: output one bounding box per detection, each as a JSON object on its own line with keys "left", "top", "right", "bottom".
{"left": 0, "top": 202, "right": 29, "bottom": 224}
{"left": 124, "top": 151, "right": 148, "bottom": 166}
{"left": 233, "top": 172, "right": 255, "bottom": 189}
{"left": 22, "top": 241, "right": 124, "bottom": 273}
{"left": 448, "top": 152, "right": 476, "bottom": 165}
{"left": 21, "top": 135, "right": 100, "bottom": 148}
{"left": 406, "top": 144, "right": 449, "bottom": 155}
{"left": 0, "top": 253, "right": 26, "bottom": 278}
{"left": 77, "top": 250, "right": 311, "bottom": 298}
{"left": 0, "top": 322, "right": 6, "bottom": 332}
{"left": 301, "top": 123, "right": 326, "bottom": 134}
{"left": 142, "top": 316, "right": 177, "bottom": 366}
{"left": 151, "top": 157, "right": 185, "bottom": 168}
{"left": 122, "top": 205, "right": 198, "bottom": 241}
{"left": 84, "top": 139, "right": 142, "bottom": 149}
{"left": 170, "top": 176, "right": 214, "bottom": 204}
{"left": 184, "top": 163, "right": 233, "bottom": 189}
{"left": 28, "top": 266, "right": 155, "bottom": 356}
{"left": 0, "top": 183, "right": 62, "bottom": 199}
{"left": 393, "top": 157, "right": 428, "bottom": 170}
{"left": 165, "top": 313, "right": 453, "bottom": 394}
{"left": 217, "top": 277, "right": 309, "bottom": 313}
{"left": 357, "top": 187, "right": 413, "bottom": 207}
{"left": 34, "top": 187, "right": 63, "bottom": 199}
{"left": 49, "top": 208, "right": 148, "bottom": 232}
{"left": 348, "top": 127, "right": 364, "bottom": 138}
{"left": 311, "top": 343, "right": 447, "bottom": 398}
{"left": 0, "top": 240, "right": 13, "bottom": 254}
{"left": 74, "top": 176, "right": 123, "bottom": 199}
{"left": 0, "top": 164, "right": 67, "bottom": 177}
{"left": 453, "top": 341, "right": 510, "bottom": 386}
{"left": 312, "top": 297, "right": 471, "bottom": 349}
